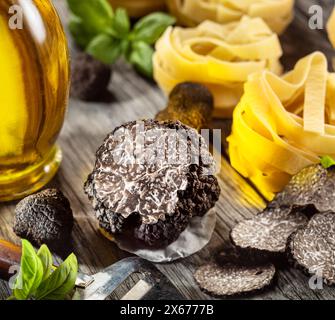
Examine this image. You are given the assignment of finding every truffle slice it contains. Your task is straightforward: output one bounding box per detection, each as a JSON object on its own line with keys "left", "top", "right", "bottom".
{"left": 231, "top": 207, "right": 308, "bottom": 257}
{"left": 14, "top": 189, "right": 74, "bottom": 252}
{"left": 287, "top": 211, "right": 335, "bottom": 285}
{"left": 71, "top": 52, "right": 112, "bottom": 101}
{"left": 194, "top": 262, "right": 276, "bottom": 297}
{"left": 272, "top": 165, "right": 335, "bottom": 213}
{"left": 85, "top": 119, "right": 220, "bottom": 247}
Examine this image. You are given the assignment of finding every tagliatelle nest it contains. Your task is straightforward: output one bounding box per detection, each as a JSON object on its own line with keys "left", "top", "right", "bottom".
{"left": 153, "top": 17, "right": 283, "bottom": 118}
{"left": 166, "top": 0, "right": 294, "bottom": 34}
{"left": 228, "top": 52, "right": 335, "bottom": 200}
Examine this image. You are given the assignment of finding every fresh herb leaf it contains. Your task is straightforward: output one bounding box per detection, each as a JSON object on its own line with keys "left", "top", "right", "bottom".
{"left": 37, "top": 245, "right": 53, "bottom": 281}
{"left": 9, "top": 240, "right": 78, "bottom": 300}
{"left": 13, "top": 240, "right": 43, "bottom": 300}
{"left": 86, "top": 34, "right": 123, "bottom": 65}
{"left": 132, "top": 13, "right": 176, "bottom": 44}
{"left": 67, "top": 1, "right": 174, "bottom": 78}
{"left": 68, "top": 15, "right": 95, "bottom": 48}
{"left": 67, "top": 0, "right": 113, "bottom": 35}
{"left": 110, "top": 8, "right": 130, "bottom": 38}
{"left": 128, "top": 41, "right": 154, "bottom": 77}
{"left": 34, "top": 254, "right": 78, "bottom": 300}
{"left": 321, "top": 156, "right": 335, "bottom": 169}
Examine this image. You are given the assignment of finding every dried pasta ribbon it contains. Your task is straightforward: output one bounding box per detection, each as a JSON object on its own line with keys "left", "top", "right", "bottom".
{"left": 228, "top": 52, "right": 335, "bottom": 201}
{"left": 303, "top": 53, "right": 327, "bottom": 135}
{"left": 327, "top": 7, "right": 335, "bottom": 48}
{"left": 166, "top": 0, "right": 294, "bottom": 34}
{"left": 153, "top": 16, "right": 283, "bottom": 118}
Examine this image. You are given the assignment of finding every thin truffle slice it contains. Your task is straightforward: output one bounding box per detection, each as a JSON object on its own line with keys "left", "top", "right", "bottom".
{"left": 288, "top": 211, "right": 335, "bottom": 285}
{"left": 272, "top": 165, "right": 335, "bottom": 213}
{"left": 85, "top": 119, "right": 220, "bottom": 247}
{"left": 231, "top": 207, "right": 308, "bottom": 257}
{"left": 194, "top": 262, "right": 276, "bottom": 297}
{"left": 14, "top": 189, "right": 74, "bottom": 252}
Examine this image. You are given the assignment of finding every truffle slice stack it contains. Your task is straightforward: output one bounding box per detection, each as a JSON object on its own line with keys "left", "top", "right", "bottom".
{"left": 194, "top": 164, "right": 335, "bottom": 297}
{"left": 85, "top": 119, "right": 220, "bottom": 248}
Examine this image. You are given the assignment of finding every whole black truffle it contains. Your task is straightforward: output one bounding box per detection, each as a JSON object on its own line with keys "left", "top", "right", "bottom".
{"left": 85, "top": 119, "right": 220, "bottom": 248}
{"left": 156, "top": 82, "right": 214, "bottom": 131}
{"left": 14, "top": 189, "right": 74, "bottom": 251}
{"left": 71, "top": 52, "right": 112, "bottom": 101}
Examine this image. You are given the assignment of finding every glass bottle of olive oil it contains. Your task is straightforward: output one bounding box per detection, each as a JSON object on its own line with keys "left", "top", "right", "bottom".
{"left": 0, "top": 0, "right": 69, "bottom": 201}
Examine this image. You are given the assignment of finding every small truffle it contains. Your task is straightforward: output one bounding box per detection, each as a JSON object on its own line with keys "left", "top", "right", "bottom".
{"left": 14, "top": 189, "right": 74, "bottom": 251}
{"left": 287, "top": 211, "right": 335, "bottom": 285}
{"left": 230, "top": 207, "right": 308, "bottom": 258}
{"left": 85, "top": 119, "right": 220, "bottom": 247}
{"left": 71, "top": 52, "right": 112, "bottom": 101}
{"left": 156, "top": 82, "right": 214, "bottom": 131}
{"left": 272, "top": 165, "right": 335, "bottom": 213}
{"left": 194, "top": 262, "right": 276, "bottom": 297}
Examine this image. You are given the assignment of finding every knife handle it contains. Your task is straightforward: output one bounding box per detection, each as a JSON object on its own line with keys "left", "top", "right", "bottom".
{"left": 0, "top": 240, "right": 21, "bottom": 279}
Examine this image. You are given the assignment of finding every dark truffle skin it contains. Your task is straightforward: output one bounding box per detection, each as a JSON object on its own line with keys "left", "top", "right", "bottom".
{"left": 85, "top": 119, "right": 220, "bottom": 248}
{"left": 156, "top": 82, "right": 214, "bottom": 131}
{"left": 14, "top": 189, "right": 74, "bottom": 251}
{"left": 71, "top": 52, "right": 112, "bottom": 101}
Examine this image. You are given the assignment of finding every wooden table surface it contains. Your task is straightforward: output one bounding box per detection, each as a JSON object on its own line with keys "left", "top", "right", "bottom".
{"left": 1, "top": 0, "right": 335, "bottom": 300}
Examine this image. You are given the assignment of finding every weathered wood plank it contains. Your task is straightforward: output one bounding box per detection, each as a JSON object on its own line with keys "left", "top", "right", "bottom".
{"left": 1, "top": 0, "right": 335, "bottom": 300}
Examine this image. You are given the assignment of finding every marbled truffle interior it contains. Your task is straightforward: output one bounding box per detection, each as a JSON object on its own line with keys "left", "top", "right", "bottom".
{"left": 85, "top": 120, "right": 220, "bottom": 247}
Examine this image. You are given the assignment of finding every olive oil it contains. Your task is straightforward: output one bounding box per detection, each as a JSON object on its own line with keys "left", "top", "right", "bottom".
{"left": 0, "top": 0, "right": 69, "bottom": 201}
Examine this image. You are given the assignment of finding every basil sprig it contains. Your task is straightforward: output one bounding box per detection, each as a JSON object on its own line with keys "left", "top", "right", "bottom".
{"left": 9, "top": 240, "right": 78, "bottom": 300}
{"left": 67, "top": 0, "right": 176, "bottom": 77}
{"left": 321, "top": 156, "right": 335, "bottom": 169}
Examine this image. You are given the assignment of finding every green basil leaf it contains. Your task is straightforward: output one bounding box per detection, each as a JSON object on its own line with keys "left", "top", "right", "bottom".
{"left": 128, "top": 41, "right": 154, "bottom": 78}
{"left": 67, "top": 0, "right": 113, "bottom": 35}
{"left": 68, "top": 15, "right": 96, "bottom": 48}
{"left": 111, "top": 8, "right": 130, "bottom": 38}
{"left": 37, "top": 245, "right": 53, "bottom": 281}
{"left": 13, "top": 240, "right": 43, "bottom": 300}
{"left": 132, "top": 13, "right": 176, "bottom": 44}
{"left": 34, "top": 253, "right": 78, "bottom": 300}
{"left": 321, "top": 156, "right": 335, "bottom": 169}
{"left": 86, "top": 34, "right": 123, "bottom": 65}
